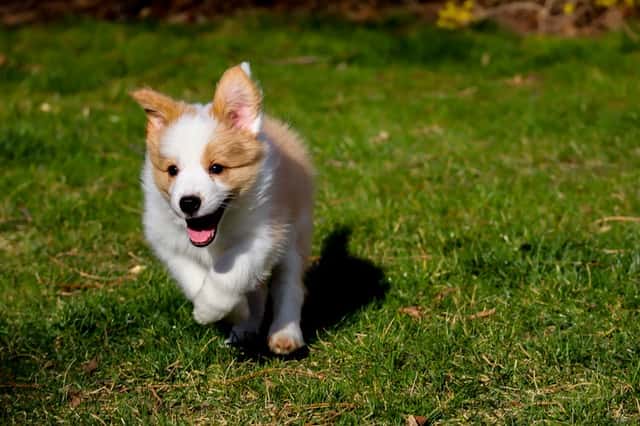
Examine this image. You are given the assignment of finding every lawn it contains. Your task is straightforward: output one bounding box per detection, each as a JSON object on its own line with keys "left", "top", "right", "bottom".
{"left": 2, "top": 13, "right": 640, "bottom": 424}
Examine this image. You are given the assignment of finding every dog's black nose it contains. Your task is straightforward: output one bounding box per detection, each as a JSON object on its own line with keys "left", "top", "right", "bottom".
{"left": 179, "top": 196, "right": 201, "bottom": 215}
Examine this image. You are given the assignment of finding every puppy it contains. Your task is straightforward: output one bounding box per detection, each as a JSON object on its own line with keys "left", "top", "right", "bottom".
{"left": 131, "top": 63, "right": 313, "bottom": 354}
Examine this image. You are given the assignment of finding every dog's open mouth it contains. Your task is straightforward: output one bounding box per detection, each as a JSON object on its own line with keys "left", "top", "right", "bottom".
{"left": 185, "top": 205, "right": 226, "bottom": 247}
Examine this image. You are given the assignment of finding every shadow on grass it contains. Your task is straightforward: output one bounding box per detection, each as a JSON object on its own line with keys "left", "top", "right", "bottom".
{"left": 233, "top": 227, "right": 388, "bottom": 361}
{"left": 302, "top": 227, "right": 388, "bottom": 336}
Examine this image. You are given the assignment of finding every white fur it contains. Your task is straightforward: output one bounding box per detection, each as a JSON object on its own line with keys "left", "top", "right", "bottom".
{"left": 237, "top": 61, "right": 262, "bottom": 136}
{"left": 160, "top": 107, "right": 232, "bottom": 219}
{"left": 248, "top": 114, "right": 263, "bottom": 136}
{"left": 142, "top": 103, "right": 305, "bottom": 352}
{"left": 240, "top": 61, "right": 251, "bottom": 77}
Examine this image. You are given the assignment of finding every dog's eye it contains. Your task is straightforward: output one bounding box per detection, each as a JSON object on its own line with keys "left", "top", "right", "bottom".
{"left": 209, "top": 163, "right": 224, "bottom": 175}
{"left": 167, "top": 165, "right": 179, "bottom": 176}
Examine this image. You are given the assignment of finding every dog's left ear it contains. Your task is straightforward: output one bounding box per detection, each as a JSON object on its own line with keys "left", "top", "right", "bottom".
{"left": 211, "top": 62, "right": 262, "bottom": 136}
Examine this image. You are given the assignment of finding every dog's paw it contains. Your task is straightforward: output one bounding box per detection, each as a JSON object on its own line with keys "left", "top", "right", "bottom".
{"left": 268, "top": 323, "right": 305, "bottom": 355}
{"left": 225, "top": 326, "right": 260, "bottom": 347}
{"left": 192, "top": 303, "right": 226, "bottom": 325}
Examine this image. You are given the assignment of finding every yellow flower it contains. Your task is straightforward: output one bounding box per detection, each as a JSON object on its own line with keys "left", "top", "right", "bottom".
{"left": 437, "top": 1, "right": 475, "bottom": 29}
{"left": 563, "top": 2, "right": 575, "bottom": 14}
{"left": 595, "top": 0, "right": 618, "bottom": 7}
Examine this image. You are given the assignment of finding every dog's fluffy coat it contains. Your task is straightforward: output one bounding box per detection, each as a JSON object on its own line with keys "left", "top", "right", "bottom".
{"left": 132, "top": 63, "right": 313, "bottom": 354}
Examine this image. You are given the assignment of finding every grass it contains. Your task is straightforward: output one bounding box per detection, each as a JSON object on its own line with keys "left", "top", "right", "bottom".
{"left": 2, "top": 13, "right": 640, "bottom": 424}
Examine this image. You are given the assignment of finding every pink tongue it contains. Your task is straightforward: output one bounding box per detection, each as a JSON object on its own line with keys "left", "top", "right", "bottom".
{"left": 187, "top": 228, "right": 214, "bottom": 244}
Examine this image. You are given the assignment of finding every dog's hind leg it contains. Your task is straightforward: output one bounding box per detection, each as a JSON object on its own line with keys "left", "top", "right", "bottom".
{"left": 267, "top": 248, "right": 306, "bottom": 355}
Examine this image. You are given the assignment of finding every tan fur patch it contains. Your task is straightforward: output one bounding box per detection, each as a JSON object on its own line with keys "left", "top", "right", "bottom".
{"left": 130, "top": 88, "right": 188, "bottom": 137}
{"left": 148, "top": 153, "right": 175, "bottom": 199}
{"left": 131, "top": 88, "right": 192, "bottom": 198}
{"left": 262, "top": 116, "right": 315, "bottom": 262}
{"left": 201, "top": 124, "right": 265, "bottom": 197}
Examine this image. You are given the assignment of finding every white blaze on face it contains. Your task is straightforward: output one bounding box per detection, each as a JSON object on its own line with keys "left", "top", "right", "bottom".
{"left": 160, "top": 108, "right": 230, "bottom": 219}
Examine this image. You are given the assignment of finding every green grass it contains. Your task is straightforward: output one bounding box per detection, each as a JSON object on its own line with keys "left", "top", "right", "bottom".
{"left": 2, "top": 13, "right": 640, "bottom": 424}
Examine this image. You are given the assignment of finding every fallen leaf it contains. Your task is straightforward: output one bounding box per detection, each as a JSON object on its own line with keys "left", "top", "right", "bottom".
{"left": 399, "top": 306, "right": 426, "bottom": 320}
{"left": 406, "top": 415, "right": 429, "bottom": 426}
{"left": 468, "top": 308, "right": 496, "bottom": 320}
{"left": 128, "top": 265, "right": 146, "bottom": 275}
{"left": 82, "top": 358, "right": 99, "bottom": 375}
{"left": 458, "top": 87, "right": 477, "bottom": 97}
{"left": 411, "top": 124, "right": 443, "bottom": 136}
{"left": 0, "top": 54, "right": 6, "bottom": 67}
{"left": 481, "top": 52, "right": 491, "bottom": 66}
{"left": 69, "top": 391, "right": 82, "bottom": 408}
{"left": 505, "top": 74, "right": 538, "bottom": 87}
{"left": 434, "top": 287, "right": 456, "bottom": 302}
{"left": 371, "top": 130, "right": 390, "bottom": 144}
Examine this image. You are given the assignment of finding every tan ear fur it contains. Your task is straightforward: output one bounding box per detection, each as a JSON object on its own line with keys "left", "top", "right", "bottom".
{"left": 130, "top": 88, "right": 185, "bottom": 135}
{"left": 211, "top": 64, "right": 262, "bottom": 135}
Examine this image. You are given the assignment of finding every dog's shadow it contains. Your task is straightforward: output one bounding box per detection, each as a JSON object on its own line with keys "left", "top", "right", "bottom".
{"left": 302, "top": 228, "right": 388, "bottom": 336}
{"left": 233, "top": 227, "right": 388, "bottom": 360}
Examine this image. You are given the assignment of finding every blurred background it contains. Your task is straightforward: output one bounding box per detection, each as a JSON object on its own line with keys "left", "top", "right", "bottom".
{"left": 1, "top": 0, "right": 638, "bottom": 35}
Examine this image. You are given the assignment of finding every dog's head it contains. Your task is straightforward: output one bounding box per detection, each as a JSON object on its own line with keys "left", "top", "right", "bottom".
{"left": 132, "top": 63, "right": 265, "bottom": 247}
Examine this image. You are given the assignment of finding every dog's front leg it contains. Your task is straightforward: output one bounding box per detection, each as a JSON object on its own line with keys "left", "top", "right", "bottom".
{"left": 192, "top": 276, "right": 248, "bottom": 325}
{"left": 192, "top": 243, "right": 270, "bottom": 325}
{"left": 157, "top": 253, "right": 245, "bottom": 324}
{"left": 226, "top": 285, "right": 268, "bottom": 346}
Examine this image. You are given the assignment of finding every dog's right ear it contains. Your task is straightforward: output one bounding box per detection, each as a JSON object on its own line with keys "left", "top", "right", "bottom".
{"left": 130, "top": 88, "right": 182, "bottom": 135}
